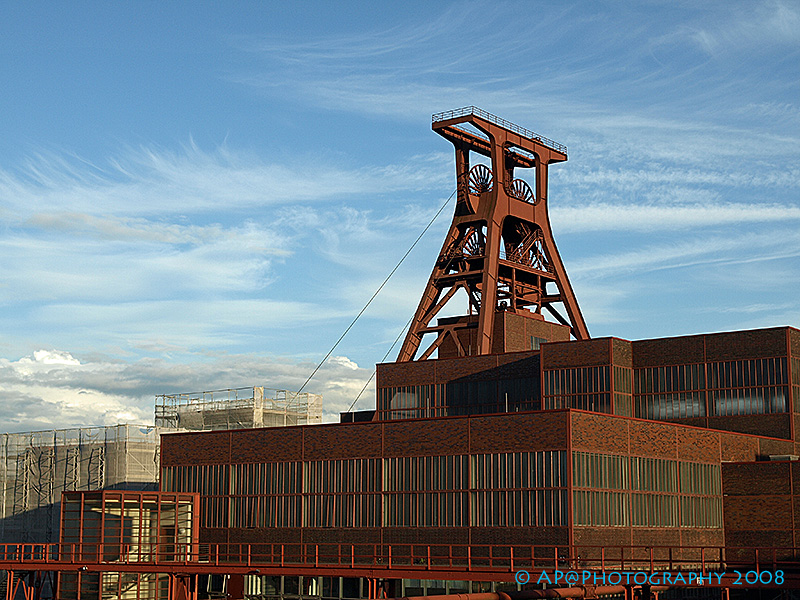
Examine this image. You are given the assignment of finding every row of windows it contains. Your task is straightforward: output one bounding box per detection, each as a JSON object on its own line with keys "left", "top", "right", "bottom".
{"left": 635, "top": 364, "right": 705, "bottom": 395}
{"left": 164, "top": 452, "right": 566, "bottom": 500}
{"left": 710, "top": 388, "right": 788, "bottom": 416}
{"left": 384, "top": 455, "right": 467, "bottom": 491}
{"left": 232, "top": 462, "right": 300, "bottom": 495}
{"left": 573, "top": 492, "right": 722, "bottom": 529}
{"left": 573, "top": 452, "right": 628, "bottom": 490}
{"left": 635, "top": 393, "right": 706, "bottom": 419}
{"left": 574, "top": 454, "right": 707, "bottom": 495}
{"left": 572, "top": 453, "right": 722, "bottom": 529}
{"left": 208, "top": 491, "right": 571, "bottom": 529}
{"left": 385, "top": 492, "right": 467, "bottom": 527}
{"left": 201, "top": 497, "right": 232, "bottom": 529}
{"left": 631, "top": 457, "right": 677, "bottom": 492}
{"left": 681, "top": 496, "right": 722, "bottom": 528}
{"left": 378, "top": 357, "right": 796, "bottom": 421}
{"left": 162, "top": 464, "right": 230, "bottom": 497}
{"left": 377, "top": 385, "right": 443, "bottom": 412}
{"left": 614, "top": 393, "right": 632, "bottom": 417}
{"left": 632, "top": 493, "right": 678, "bottom": 527}
{"left": 169, "top": 453, "right": 721, "bottom": 499}
{"left": 548, "top": 359, "right": 787, "bottom": 398}
{"left": 305, "top": 459, "right": 381, "bottom": 493}
{"left": 543, "top": 393, "right": 612, "bottom": 413}
{"left": 573, "top": 491, "right": 628, "bottom": 526}
{"left": 228, "top": 495, "right": 301, "bottom": 528}
{"left": 635, "top": 388, "right": 789, "bottom": 419}
{"left": 681, "top": 462, "right": 721, "bottom": 495}
{"left": 305, "top": 494, "right": 381, "bottom": 528}
{"left": 167, "top": 454, "right": 722, "bottom": 497}
{"left": 471, "top": 451, "right": 566, "bottom": 489}
{"left": 471, "top": 489, "right": 567, "bottom": 527}
{"left": 707, "top": 357, "right": 787, "bottom": 390}
{"left": 377, "top": 380, "right": 540, "bottom": 419}
{"left": 614, "top": 366, "right": 632, "bottom": 394}
{"left": 543, "top": 367, "right": 610, "bottom": 397}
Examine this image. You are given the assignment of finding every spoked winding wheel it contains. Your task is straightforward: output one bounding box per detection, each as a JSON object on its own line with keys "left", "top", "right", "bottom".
{"left": 507, "top": 179, "right": 534, "bottom": 203}
{"left": 468, "top": 164, "right": 493, "bottom": 194}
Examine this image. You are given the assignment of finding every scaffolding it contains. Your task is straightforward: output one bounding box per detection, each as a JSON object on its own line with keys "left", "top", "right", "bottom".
{"left": 154, "top": 386, "right": 323, "bottom": 431}
{"left": 0, "top": 425, "right": 167, "bottom": 544}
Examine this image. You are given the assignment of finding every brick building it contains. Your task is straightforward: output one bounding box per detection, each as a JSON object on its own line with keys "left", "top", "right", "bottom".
{"left": 159, "top": 326, "right": 800, "bottom": 575}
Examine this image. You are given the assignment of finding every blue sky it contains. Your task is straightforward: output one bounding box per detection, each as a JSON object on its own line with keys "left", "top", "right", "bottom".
{"left": 0, "top": 1, "right": 798, "bottom": 431}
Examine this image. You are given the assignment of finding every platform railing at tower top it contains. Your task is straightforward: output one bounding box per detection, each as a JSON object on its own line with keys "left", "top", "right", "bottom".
{"left": 2, "top": 542, "right": 800, "bottom": 577}
{"left": 431, "top": 106, "right": 568, "bottom": 155}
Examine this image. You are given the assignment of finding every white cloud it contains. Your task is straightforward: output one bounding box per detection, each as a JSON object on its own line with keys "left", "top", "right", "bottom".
{"left": 0, "top": 349, "right": 375, "bottom": 432}
{"left": 551, "top": 202, "right": 800, "bottom": 233}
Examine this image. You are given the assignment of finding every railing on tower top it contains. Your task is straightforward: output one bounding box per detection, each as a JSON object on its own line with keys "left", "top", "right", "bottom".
{"left": 432, "top": 106, "right": 568, "bottom": 155}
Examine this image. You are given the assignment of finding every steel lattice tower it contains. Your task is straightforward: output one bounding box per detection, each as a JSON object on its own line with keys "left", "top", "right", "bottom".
{"left": 398, "top": 107, "right": 589, "bottom": 361}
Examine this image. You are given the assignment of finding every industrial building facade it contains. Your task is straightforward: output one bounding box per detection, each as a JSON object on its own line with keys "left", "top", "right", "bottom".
{"left": 160, "top": 326, "right": 799, "bottom": 555}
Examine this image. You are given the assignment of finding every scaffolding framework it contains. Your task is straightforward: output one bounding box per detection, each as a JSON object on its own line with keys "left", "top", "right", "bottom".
{"left": 0, "top": 425, "right": 167, "bottom": 544}
{"left": 154, "top": 387, "right": 323, "bottom": 431}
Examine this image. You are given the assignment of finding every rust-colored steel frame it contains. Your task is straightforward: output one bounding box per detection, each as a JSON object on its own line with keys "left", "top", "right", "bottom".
{"left": 2, "top": 542, "right": 800, "bottom": 590}
{"left": 51, "top": 490, "right": 200, "bottom": 600}
{"left": 398, "top": 107, "right": 588, "bottom": 362}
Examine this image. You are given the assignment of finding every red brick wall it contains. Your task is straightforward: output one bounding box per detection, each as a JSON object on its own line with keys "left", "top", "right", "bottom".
{"left": 677, "top": 427, "right": 720, "bottom": 463}
{"left": 570, "top": 412, "right": 629, "bottom": 454}
{"left": 376, "top": 359, "right": 437, "bottom": 388}
{"left": 304, "top": 422, "right": 383, "bottom": 460}
{"left": 632, "top": 335, "right": 704, "bottom": 367}
{"left": 161, "top": 430, "right": 231, "bottom": 465}
{"left": 234, "top": 427, "right": 303, "bottom": 462}
{"left": 723, "top": 461, "right": 798, "bottom": 549}
{"left": 758, "top": 437, "right": 795, "bottom": 457}
{"left": 705, "top": 327, "right": 788, "bottom": 362}
{"left": 707, "top": 414, "right": 792, "bottom": 440}
{"left": 541, "top": 338, "right": 611, "bottom": 369}
{"left": 573, "top": 527, "right": 631, "bottom": 549}
{"left": 162, "top": 411, "right": 572, "bottom": 467}
{"left": 377, "top": 350, "right": 540, "bottom": 389}
{"left": 383, "top": 417, "right": 470, "bottom": 457}
{"left": 629, "top": 420, "right": 678, "bottom": 459}
{"left": 719, "top": 433, "right": 760, "bottom": 462}
{"left": 469, "top": 411, "right": 568, "bottom": 454}
{"left": 611, "top": 338, "right": 633, "bottom": 368}
{"left": 790, "top": 328, "right": 800, "bottom": 359}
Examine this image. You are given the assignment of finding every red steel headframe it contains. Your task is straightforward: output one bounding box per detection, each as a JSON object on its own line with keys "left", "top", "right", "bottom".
{"left": 398, "top": 107, "right": 589, "bottom": 362}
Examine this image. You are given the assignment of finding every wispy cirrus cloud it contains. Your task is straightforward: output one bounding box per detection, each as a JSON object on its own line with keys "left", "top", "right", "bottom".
{"left": 569, "top": 228, "right": 800, "bottom": 280}
{"left": 0, "top": 143, "right": 451, "bottom": 218}
{"left": 662, "top": 0, "right": 800, "bottom": 56}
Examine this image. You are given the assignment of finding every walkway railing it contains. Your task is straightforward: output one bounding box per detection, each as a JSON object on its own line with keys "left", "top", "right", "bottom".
{"left": 432, "top": 106, "right": 568, "bottom": 155}
{"left": 1, "top": 542, "right": 799, "bottom": 578}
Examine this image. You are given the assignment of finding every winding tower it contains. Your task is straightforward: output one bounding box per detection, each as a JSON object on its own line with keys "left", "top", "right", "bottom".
{"left": 398, "top": 107, "right": 589, "bottom": 361}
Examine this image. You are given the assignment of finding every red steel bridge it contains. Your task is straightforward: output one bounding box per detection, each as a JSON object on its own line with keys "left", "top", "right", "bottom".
{"left": 2, "top": 542, "right": 800, "bottom": 600}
